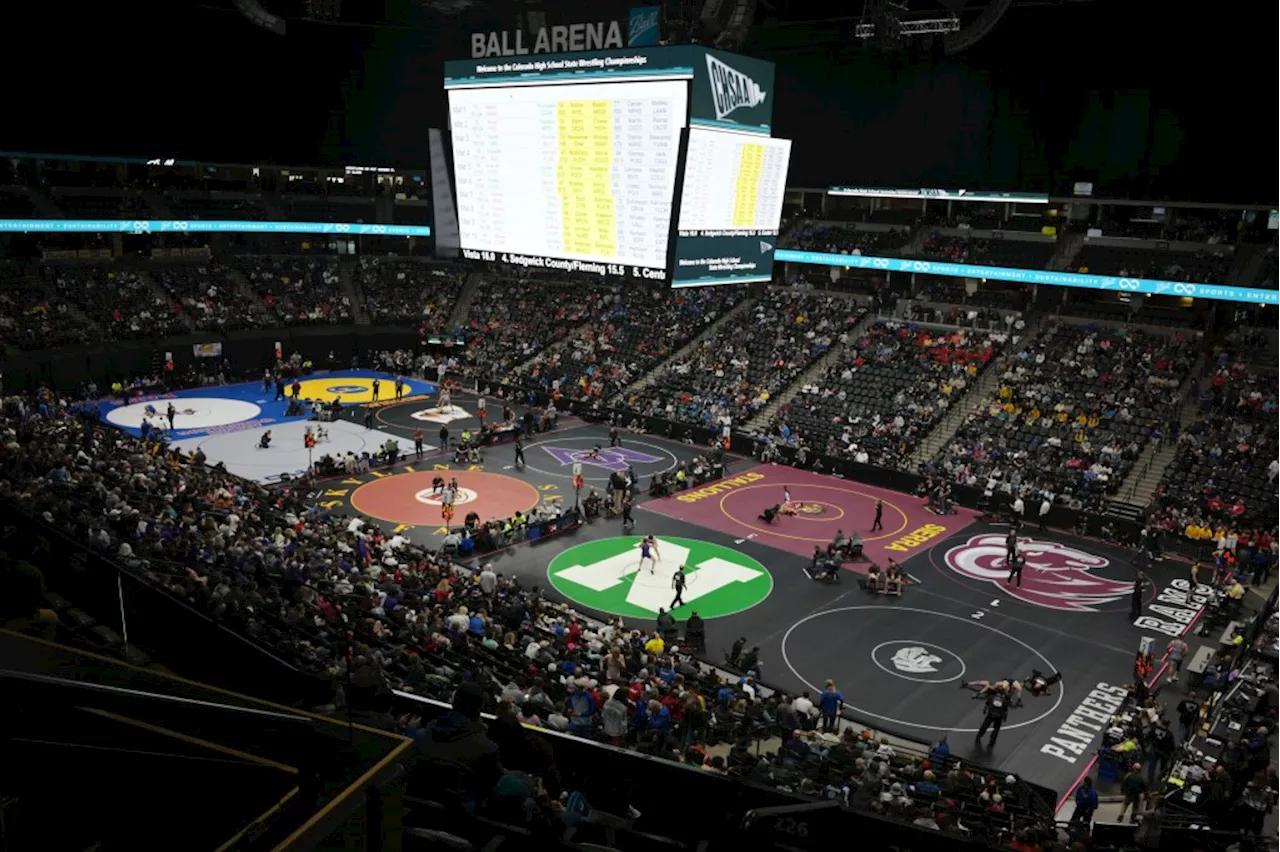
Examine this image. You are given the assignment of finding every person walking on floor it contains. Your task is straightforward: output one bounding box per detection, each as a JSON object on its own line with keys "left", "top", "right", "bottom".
{"left": 871, "top": 498, "right": 883, "bottom": 531}
{"left": 670, "top": 566, "right": 687, "bottom": 609}
{"left": 364, "top": 408, "right": 374, "bottom": 430}
{"left": 1165, "top": 637, "right": 1188, "bottom": 683}
{"left": 439, "top": 425, "right": 450, "bottom": 451}
{"left": 413, "top": 428, "right": 425, "bottom": 460}
{"left": 371, "top": 377, "right": 380, "bottom": 401}
{"left": 1130, "top": 572, "right": 1146, "bottom": 621}
{"left": 818, "top": 680, "right": 844, "bottom": 733}
{"left": 514, "top": 436, "right": 525, "bottom": 469}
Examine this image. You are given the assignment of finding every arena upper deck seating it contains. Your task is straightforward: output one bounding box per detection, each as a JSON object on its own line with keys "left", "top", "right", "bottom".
{"left": 931, "top": 323, "right": 1197, "bottom": 511}
{"left": 781, "top": 222, "right": 913, "bottom": 255}
{"left": 1075, "top": 243, "right": 1233, "bottom": 283}
{"left": 770, "top": 321, "right": 1004, "bottom": 469}
{"left": 915, "top": 232, "right": 1056, "bottom": 270}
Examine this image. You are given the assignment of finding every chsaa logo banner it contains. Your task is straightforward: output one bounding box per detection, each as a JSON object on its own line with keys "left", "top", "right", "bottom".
{"left": 548, "top": 536, "right": 772, "bottom": 619}
{"left": 690, "top": 48, "right": 775, "bottom": 134}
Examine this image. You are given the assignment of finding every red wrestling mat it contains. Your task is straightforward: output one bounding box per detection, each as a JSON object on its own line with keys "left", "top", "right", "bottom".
{"left": 350, "top": 470, "right": 541, "bottom": 527}
{"left": 638, "top": 465, "right": 978, "bottom": 572}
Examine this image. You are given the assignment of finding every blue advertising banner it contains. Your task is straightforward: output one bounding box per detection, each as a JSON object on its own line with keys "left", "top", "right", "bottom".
{"left": 628, "top": 7, "right": 660, "bottom": 47}
{"left": 0, "top": 219, "right": 431, "bottom": 237}
{"left": 775, "top": 249, "right": 1279, "bottom": 306}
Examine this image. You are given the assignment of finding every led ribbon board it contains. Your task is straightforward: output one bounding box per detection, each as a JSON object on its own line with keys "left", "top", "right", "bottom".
{"left": 774, "top": 249, "right": 1278, "bottom": 306}
{"left": 0, "top": 219, "right": 431, "bottom": 236}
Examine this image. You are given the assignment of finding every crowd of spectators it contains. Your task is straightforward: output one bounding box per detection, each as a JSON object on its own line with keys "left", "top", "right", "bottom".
{"left": 357, "top": 258, "right": 463, "bottom": 329}
{"left": 458, "top": 276, "right": 613, "bottom": 381}
{"left": 766, "top": 321, "right": 1004, "bottom": 470}
{"left": 927, "top": 323, "right": 1197, "bottom": 512}
{"left": 1147, "top": 341, "right": 1278, "bottom": 536}
{"left": 236, "top": 257, "right": 352, "bottom": 325}
{"left": 42, "top": 265, "right": 186, "bottom": 340}
{"left": 0, "top": 391, "right": 1062, "bottom": 847}
{"left": 0, "top": 283, "right": 100, "bottom": 350}
{"left": 624, "top": 291, "right": 864, "bottom": 428}
{"left": 153, "top": 261, "right": 272, "bottom": 332}
{"left": 781, "top": 222, "right": 912, "bottom": 256}
{"left": 517, "top": 284, "right": 746, "bottom": 402}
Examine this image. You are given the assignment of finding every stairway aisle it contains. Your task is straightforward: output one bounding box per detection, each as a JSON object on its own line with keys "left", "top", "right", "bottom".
{"left": 1104, "top": 353, "right": 1207, "bottom": 520}
{"left": 135, "top": 268, "right": 193, "bottom": 331}
{"left": 743, "top": 304, "right": 879, "bottom": 433}
{"left": 905, "top": 313, "right": 1052, "bottom": 468}
{"left": 337, "top": 258, "right": 369, "bottom": 324}
{"left": 445, "top": 270, "right": 486, "bottom": 329}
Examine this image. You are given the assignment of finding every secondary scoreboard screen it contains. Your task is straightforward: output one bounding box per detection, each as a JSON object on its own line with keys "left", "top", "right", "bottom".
{"left": 448, "top": 79, "right": 687, "bottom": 279}
{"left": 671, "top": 127, "right": 792, "bottom": 287}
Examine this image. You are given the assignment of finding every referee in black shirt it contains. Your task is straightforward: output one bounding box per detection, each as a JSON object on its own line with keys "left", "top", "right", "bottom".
{"left": 671, "top": 566, "right": 688, "bottom": 609}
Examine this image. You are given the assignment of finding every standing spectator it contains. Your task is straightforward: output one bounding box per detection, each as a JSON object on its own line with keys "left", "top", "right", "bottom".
{"left": 1177, "top": 692, "right": 1203, "bottom": 742}
{"left": 1071, "top": 776, "right": 1098, "bottom": 827}
{"left": 1130, "top": 573, "right": 1146, "bottom": 621}
{"left": 1117, "top": 763, "right": 1149, "bottom": 823}
{"left": 410, "top": 682, "right": 502, "bottom": 809}
{"left": 928, "top": 734, "right": 950, "bottom": 767}
{"left": 819, "top": 679, "right": 844, "bottom": 733}
{"left": 1145, "top": 720, "right": 1175, "bottom": 787}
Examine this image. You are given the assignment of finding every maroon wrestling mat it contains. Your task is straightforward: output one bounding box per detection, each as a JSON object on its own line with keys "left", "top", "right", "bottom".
{"left": 638, "top": 465, "right": 978, "bottom": 572}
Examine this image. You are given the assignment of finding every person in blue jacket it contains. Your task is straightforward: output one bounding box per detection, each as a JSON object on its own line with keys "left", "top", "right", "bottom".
{"left": 928, "top": 734, "right": 950, "bottom": 768}
{"left": 1071, "top": 776, "right": 1098, "bottom": 826}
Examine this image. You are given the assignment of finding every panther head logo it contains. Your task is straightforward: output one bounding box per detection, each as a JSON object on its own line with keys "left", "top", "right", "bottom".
{"left": 797, "top": 502, "right": 826, "bottom": 515}
{"left": 891, "top": 646, "right": 942, "bottom": 673}
{"left": 945, "top": 533, "right": 1130, "bottom": 612}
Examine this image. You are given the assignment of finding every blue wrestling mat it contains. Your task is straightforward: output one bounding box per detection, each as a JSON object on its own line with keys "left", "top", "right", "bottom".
{"left": 96, "top": 371, "right": 436, "bottom": 441}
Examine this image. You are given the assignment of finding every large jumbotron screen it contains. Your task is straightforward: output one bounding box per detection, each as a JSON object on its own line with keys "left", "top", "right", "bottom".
{"left": 443, "top": 46, "right": 777, "bottom": 282}
{"left": 447, "top": 75, "right": 687, "bottom": 278}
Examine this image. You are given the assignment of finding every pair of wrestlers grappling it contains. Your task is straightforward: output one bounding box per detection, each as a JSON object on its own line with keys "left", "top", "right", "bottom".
{"left": 964, "top": 670, "right": 1062, "bottom": 707}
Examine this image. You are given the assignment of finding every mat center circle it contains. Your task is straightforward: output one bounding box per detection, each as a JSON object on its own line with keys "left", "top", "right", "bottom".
{"left": 415, "top": 487, "right": 479, "bottom": 506}
{"left": 871, "top": 640, "right": 966, "bottom": 684}
{"left": 791, "top": 500, "right": 845, "bottom": 521}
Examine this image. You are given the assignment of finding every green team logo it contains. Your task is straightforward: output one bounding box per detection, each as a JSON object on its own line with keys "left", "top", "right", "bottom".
{"left": 548, "top": 536, "right": 772, "bottom": 619}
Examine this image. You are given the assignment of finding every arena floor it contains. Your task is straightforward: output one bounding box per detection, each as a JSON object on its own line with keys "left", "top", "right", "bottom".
{"left": 360, "top": 424, "right": 1205, "bottom": 799}
{"left": 100, "top": 381, "right": 1208, "bottom": 799}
